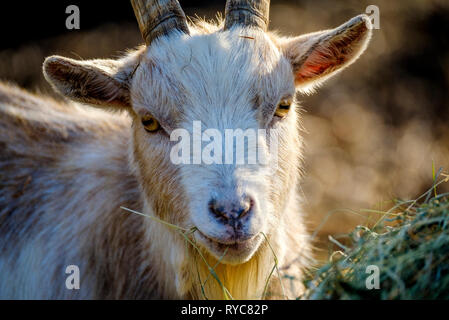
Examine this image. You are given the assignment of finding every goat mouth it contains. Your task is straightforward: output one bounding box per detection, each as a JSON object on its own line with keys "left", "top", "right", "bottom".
{"left": 196, "top": 229, "right": 255, "bottom": 246}
{"left": 195, "top": 229, "right": 261, "bottom": 263}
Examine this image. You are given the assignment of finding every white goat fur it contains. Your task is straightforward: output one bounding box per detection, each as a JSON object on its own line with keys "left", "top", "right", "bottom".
{"left": 0, "top": 16, "right": 371, "bottom": 299}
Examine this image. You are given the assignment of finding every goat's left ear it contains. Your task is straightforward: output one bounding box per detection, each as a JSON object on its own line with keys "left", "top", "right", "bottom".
{"left": 43, "top": 56, "right": 137, "bottom": 109}
{"left": 280, "top": 14, "right": 372, "bottom": 90}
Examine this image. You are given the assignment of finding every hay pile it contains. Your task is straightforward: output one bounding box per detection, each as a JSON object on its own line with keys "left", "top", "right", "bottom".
{"left": 303, "top": 179, "right": 449, "bottom": 299}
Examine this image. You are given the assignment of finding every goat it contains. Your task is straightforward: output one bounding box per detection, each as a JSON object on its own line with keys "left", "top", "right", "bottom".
{"left": 0, "top": 0, "right": 372, "bottom": 299}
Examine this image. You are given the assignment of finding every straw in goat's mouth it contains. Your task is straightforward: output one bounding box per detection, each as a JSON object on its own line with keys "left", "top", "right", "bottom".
{"left": 120, "top": 206, "right": 286, "bottom": 300}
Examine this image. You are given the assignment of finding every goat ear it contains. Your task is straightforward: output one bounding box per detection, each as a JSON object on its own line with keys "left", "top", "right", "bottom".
{"left": 281, "top": 14, "right": 372, "bottom": 91}
{"left": 43, "top": 56, "right": 136, "bottom": 109}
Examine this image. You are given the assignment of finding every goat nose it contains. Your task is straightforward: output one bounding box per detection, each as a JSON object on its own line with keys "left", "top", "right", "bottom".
{"left": 208, "top": 197, "right": 254, "bottom": 223}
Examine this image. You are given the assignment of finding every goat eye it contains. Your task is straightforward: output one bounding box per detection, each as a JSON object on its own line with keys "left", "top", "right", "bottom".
{"left": 142, "top": 116, "right": 160, "bottom": 133}
{"left": 275, "top": 99, "right": 292, "bottom": 118}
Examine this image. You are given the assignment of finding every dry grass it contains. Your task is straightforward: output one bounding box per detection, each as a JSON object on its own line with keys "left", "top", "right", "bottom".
{"left": 303, "top": 174, "right": 449, "bottom": 299}
{"left": 120, "top": 207, "right": 285, "bottom": 300}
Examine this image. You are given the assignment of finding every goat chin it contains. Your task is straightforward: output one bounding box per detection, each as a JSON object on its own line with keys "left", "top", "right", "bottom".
{"left": 145, "top": 205, "right": 309, "bottom": 300}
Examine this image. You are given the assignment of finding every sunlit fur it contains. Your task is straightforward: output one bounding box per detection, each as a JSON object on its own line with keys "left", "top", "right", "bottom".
{"left": 0, "top": 15, "right": 371, "bottom": 299}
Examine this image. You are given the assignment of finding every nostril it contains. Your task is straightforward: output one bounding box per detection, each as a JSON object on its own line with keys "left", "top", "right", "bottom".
{"left": 208, "top": 199, "right": 227, "bottom": 220}
{"left": 237, "top": 197, "right": 254, "bottom": 219}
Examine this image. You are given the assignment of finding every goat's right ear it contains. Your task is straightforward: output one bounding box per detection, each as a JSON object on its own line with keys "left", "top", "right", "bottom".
{"left": 43, "top": 56, "right": 136, "bottom": 109}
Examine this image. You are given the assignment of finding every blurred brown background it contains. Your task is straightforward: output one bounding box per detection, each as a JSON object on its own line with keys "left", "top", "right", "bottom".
{"left": 1, "top": 0, "right": 448, "bottom": 261}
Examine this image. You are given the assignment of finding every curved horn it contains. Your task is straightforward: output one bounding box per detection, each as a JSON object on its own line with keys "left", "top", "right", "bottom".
{"left": 131, "top": 0, "right": 190, "bottom": 45}
{"left": 224, "top": 0, "right": 270, "bottom": 31}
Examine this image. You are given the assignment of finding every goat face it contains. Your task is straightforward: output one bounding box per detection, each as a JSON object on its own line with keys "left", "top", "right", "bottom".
{"left": 129, "top": 29, "right": 298, "bottom": 264}
{"left": 43, "top": 0, "right": 372, "bottom": 265}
